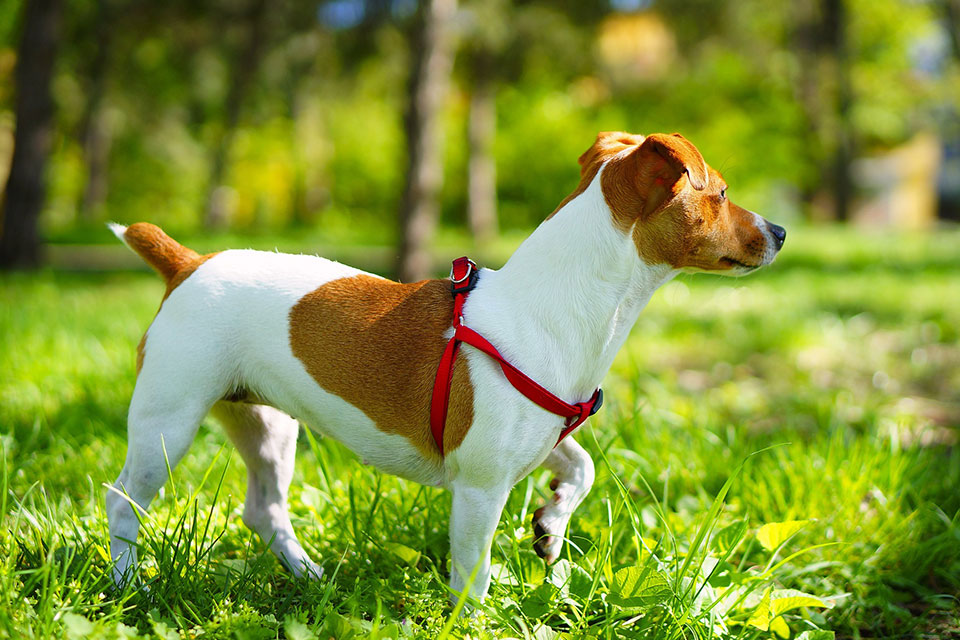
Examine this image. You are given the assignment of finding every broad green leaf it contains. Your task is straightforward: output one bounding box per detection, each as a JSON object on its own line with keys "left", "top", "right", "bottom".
{"left": 376, "top": 622, "right": 400, "bottom": 639}
{"left": 284, "top": 617, "right": 314, "bottom": 640}
{"left": 548, "top": 558, "right": 573, "bottom": 591}
{"left": 568, "top": 564, "right": 594, "bottom": 599}
{"left": 212, "top": 557, "right": 249, "bottom": 576}
{"left": 714, "top": 520, "right": 747, "bottom": 554}
{"left": 609, "top": 565, "right": 672, "bottom": 608}
{"left": 770, "top": 615, "right": 791, "bottom": 638}
{"left": 490, "top": 563, "right": 520, "bottom": 586}
{"left": 708, "top": 571, "right": 732, "bottom": 588}
{"left": 150, "top": 620, "right": 180, "bottom": 640}
{"left": 62, "top": 613, "right": 94, "bottom": 640}
{"left": 795, "top": 631, "right": 835, "bottom": 640}
{"left": 548, "top": 559, "right": 593, "bottom": 599}
{"left": 747, "top": 587, "right": 773, "bottom": 630}
{"left": 320, "top": 613, "right": 356, "bottom": 639}
{"left": 115, "top": 622, "right": 140, "bottom": 639}
{"left": 384, "top": 541, "right": 420, "bottom": 566}
{"left": 516, "top": 549, "right": 547, "bottom": 584}
{"left": 521, "top": 583, "right": 556, "bottom": 618}
{"left": 772, "top": 588, "right": 833, "bottom": 615}
{"left": 757, "top": 520, "right": 811, "bottom": 551}
{"left": 531, "top": 624, "right": 559, "bottom": 640}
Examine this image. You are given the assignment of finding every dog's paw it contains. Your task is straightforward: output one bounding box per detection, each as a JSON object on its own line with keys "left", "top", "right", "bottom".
{"left": 280, "top": 554, "right": 324, "bottom": 581}
{"left": 294, "top": 559, "right": 324, "bottom": 581}
{"left": 531, "top": 506, "right": 563, "bottom": 564}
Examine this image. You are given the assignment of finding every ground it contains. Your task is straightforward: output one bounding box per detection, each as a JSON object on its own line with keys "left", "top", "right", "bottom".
{"left": 1, "top": 226, "right": 958, "bottom": 639}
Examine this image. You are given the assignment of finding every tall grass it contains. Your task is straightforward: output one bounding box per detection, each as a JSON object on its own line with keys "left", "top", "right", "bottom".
{"left": 1, "top": 226, "right": 958, "bottom": 638}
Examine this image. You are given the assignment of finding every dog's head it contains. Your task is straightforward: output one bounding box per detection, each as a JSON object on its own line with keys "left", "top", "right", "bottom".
{"left": 558, "top": 131, "right": 785, "bottom": 274}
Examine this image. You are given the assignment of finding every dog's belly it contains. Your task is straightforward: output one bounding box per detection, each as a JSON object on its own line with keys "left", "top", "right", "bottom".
{"left": 264, "top": 378, "right": 446, "bottom": 487}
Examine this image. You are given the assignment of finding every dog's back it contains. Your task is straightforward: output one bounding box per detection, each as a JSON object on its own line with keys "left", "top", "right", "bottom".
{"left": 110, "top": 223, "right": 464, "bottom": 482}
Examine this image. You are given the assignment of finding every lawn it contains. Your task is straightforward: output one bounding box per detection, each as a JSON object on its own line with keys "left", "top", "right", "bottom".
{"left": 1, "top": 226, "right": 958, "bottom": 639}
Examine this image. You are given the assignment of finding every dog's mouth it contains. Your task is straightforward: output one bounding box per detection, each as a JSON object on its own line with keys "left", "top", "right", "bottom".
{"left": 720, "top": 257, "right": 760, "bottom": 270}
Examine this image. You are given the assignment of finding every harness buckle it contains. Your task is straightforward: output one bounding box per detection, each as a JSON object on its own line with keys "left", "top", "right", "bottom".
{"left": 589, "top": 388, "right": 604, "bottom": 416}
{"left": 450, "top": 257, "right": 479, "bottom": 294}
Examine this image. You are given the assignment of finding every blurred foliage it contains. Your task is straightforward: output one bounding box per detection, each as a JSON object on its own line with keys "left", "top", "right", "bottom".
{"left": 0, "top": 0, "right": 957, "bottom": 236}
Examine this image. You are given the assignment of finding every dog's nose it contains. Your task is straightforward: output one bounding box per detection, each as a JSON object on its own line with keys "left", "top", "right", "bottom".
{"left": 766, "top": 222, "right": 786, "bottom": 250}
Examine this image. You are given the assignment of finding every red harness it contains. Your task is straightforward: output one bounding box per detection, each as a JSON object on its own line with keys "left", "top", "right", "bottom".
{"left": 430, "top": 257, "right": 603, "bottom": 456}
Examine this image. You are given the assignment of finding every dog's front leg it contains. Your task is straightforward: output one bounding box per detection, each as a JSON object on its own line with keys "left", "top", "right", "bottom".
{"left": 448, "top": 481, "right": 510, "bottom": 603}
{"left": 531, "top": 437, "right": 595, "bottom": 563}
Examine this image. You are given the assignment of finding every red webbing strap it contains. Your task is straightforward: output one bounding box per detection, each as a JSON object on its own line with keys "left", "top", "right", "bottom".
{"left": 430, "top": 257, "right": 602, "bottom": 456}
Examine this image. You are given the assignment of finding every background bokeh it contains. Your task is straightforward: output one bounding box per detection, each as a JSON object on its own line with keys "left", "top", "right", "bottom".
{"left": 1, "top": 0, "right": 959, "bottom": 266}
{"left": 1, "top": 1, "right": 959, "bottom": 639}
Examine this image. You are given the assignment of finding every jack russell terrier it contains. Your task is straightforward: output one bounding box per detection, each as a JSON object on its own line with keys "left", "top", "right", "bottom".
{"left": 106, "top": 131, "right": 785, "bottom": 601}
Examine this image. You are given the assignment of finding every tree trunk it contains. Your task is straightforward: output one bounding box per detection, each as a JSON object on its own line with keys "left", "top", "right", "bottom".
{"left": 0, "top": 0, "right": 62, "bottom": 269}
{"left": 284, "top": 60, "right": 311, "bottom": 228}
{"left": 467, "top": 48, "right": 498, "bottom": 248}
{"left": 203, "top": 0, "right": 267, "bottom": 229}
{"left": 78, "top": 0, "right": 114, "bottom": 222}
{"left": 942, "top": 0, "right": 960, "bottom": 62}
{"left": 823, "top": 0, "right": 853, "bottom": 222}
{"left": 789, "top": 0, "right": 826, "bottom": 219}
{"left": 396, "top": 0, "right": 458, "bottom": 282}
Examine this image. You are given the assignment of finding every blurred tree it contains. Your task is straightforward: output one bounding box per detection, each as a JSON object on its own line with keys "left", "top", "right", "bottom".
{"left": 466, "top": 43, "right": 497, "bottom": 246}
{"left": 282, "top": 31, "right": 324, "bottom": 228}
{"left": 461, "top": 0, "right": 509, "bottom": 248}
{"left": 792, "top": 0, "right": 855, "bottom": 221}
{"left": 1, "top": 0, "right": 952, "bottom": 244}
{"left": 941, "top": 0, "right": 960, "bottom": 61}
{"left": 202, "top": 0, "right": 270, "bottom": 229}
{"left": 0, "top": 0, "right": 62, "bottom": 269}
{"left": 823, "top": 0, "right": 854, "bottom": 222}
{"left": 75, "top": 0, "right": 116, "bottom": 221}
{"left": 397, "top": 0, "right": 458, "bottom": 281}
{"left": 456, "top": 0, "right": 611, "bottom": 236}
{"left": 203, "top": 0, "right": 268, "bottom": 229}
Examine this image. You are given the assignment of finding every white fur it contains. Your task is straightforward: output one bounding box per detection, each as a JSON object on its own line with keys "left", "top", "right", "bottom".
{"left": 107, "top": 163, "right": 781, "bottom": 601}
{"left": 108, "top": 222, "right": 129, "bottom": 246}
{"left": 440, "top": 169, "right": 676, "bottom": 596}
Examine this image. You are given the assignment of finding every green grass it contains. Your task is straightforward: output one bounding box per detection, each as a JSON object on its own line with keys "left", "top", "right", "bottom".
{"left": 2, "top": 225, "right": 958, "bottom": 639}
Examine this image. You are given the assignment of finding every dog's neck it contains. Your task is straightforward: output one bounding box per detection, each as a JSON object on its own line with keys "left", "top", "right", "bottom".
{"left": 472, "top": 167, "right": 676, "bottom": 400}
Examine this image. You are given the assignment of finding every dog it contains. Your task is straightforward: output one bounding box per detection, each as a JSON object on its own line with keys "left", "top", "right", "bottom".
{"left": 106, "top": 131, "right": 784, "bottom": 601}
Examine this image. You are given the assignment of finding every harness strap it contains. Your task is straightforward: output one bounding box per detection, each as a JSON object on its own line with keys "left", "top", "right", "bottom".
{"left": 430, "top": 257, "right": 603, "bottom": 456}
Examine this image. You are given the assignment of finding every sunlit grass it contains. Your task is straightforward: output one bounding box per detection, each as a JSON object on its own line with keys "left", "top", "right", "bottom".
{"left": 1, "top": 226, "right": 958, "bottom": 638}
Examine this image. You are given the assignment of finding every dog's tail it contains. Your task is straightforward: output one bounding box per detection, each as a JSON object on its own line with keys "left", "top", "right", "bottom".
{"left": 108, "top": 222, "right": 202, "bottom": 284}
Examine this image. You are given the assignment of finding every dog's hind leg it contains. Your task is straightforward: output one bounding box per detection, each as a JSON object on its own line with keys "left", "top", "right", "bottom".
{"left": 531, "top": 436, "right": 595, "bottom": 564}
{"left": 106, "top": 367, "right": 220, "bottom": 587}
{"left": 210, "top": 401, "right": 321, "bottom": 579}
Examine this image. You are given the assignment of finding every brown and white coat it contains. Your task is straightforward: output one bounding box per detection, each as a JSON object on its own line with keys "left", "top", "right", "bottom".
{"left": 106, "top": 131, "right": 785, "bottom": 601}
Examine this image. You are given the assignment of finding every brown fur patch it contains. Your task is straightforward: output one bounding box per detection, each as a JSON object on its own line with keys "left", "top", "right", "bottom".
{"left": 547, "top": 131, "right": 644, "bottom": 220}
{"left": 549, "top": 131, "right": 770, "bottom": 271}
{"left": 125, "top": 223, "right": 199, "bottom": 283}
{"left": 136, "top": 333, "right": 147, "bottom": 374}
{"left": 628, "top": 164, "right": 767, "bottom": 271}
{"left": 123, "top": 223, "right": 218, "bottom": 301}
{"left": 288, "top": 275, "right": 474, "bottom": 460}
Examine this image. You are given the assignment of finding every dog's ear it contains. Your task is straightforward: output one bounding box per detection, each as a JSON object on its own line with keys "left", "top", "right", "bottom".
{"left": 578, "top": 131, "right": 645, "bottom": 175}
{"left": 642, "top": 133, "right": 707, "bottom": 190}
{"left": 633, "top": 132, "right": 708, "bottom": 216}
